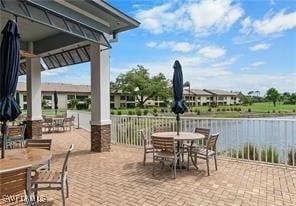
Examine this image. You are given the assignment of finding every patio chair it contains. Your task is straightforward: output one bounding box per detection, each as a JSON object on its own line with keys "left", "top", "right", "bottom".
{"left": 5, "top": 125, "right": 26, "bottom": 149}
{"left": 152, "top": 136, "right": 180, "bottom": 178}
{"left": 154, "top": 126, "right": 171, "bottom": 133}
{"left": 42, "top": 117, "right": 53, "bottom": 133}
{"left": 183, "top": 128, "right": 210, "bottom": 151}
{"left": 140, "top": 129, "right": 154, "bottom": 166}
{"left": 0, "top": 165, "right": 33, "bottom": 205}
{"left": 187, "top": 133, "right": 219, "bottom": 176}
{"left": 31, "top": 144, "right": 74, "bottom": 206}
{"left": 62, "top": 116, "right": 75, "bottom": 131}
{"left": 26, "top": 139, "right": 52, "bottom": 171}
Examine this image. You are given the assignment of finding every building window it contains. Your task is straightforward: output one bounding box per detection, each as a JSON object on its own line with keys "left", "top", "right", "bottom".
{"left": 110, "top": 95, "right": 114, "bottom": 101}
{"left": 210, "top": 97, "right": 213, "bottom": 100}
{"left": 127, "top": 96, "right": 135, "bottom": 101}
{"left": 206, "top": 97, "right": 210, "bottom": 100}
{"left": 110, "top": 103, "right": 115, "bottom": 108}
{"left": 120, "top": 96, "right": 126, "bottom": 100}
{"left": 67, "top": 95, "right": 75, "bottom": 100}
{"left": 197, "top": 97, "right": 201, "bottom": 100}
{"left": 23, "top": 104, "right": 27, "bottom": 110}
{"left": 120, "top": 103, "right": 126, "bottom": 108}
{"left": 43, "top": 95, "right": 52, "bottom": 100}
{"left": 76, "top": 95, "right": 88, "bottom": 101}
{"left": 218, "top": 97, "right": 224, "bottom": 100}
{"left": 23, "top": 95, "right": 27, "bottom": 102}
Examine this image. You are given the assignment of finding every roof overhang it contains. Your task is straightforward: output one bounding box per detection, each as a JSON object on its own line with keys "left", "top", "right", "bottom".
{"left": 0, "top": 0, "right": 140, "bottom": 75}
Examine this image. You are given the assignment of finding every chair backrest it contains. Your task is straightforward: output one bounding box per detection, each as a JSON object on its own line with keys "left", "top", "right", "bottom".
{"left": 206, "top": 133, "right": 219, "bottom": 153}
{"left": 61, "top": 144, "right": 74, "bottom": 181}
{"left": 43, "top": 117, "right": 53, "bottom": 124}
{"left": 25, "top": 139, "right": 52, "bottom": 150}
{"left": 0, "top": 165, "right": 32, "bottom": 199}
{"left": 70, "top": 115, "right": 75, "bottom": 122}
{"left": 152, "top": 136, "right": 175, "bottom": 153}
{"left": 194, "top": 128, "right": 210, "bottom": 139}
{"left": 154, "top": 126, "right": 171, "bottom": 133}
{"left": 6, "top": 125, "right": 26, "bottom": 139}
{"left": 63, "top": 117, "right": 72, "bottom": 123}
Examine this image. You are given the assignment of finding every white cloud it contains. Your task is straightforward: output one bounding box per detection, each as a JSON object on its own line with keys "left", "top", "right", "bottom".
{"left": 41, "top": 66, "right": 70, "bottom": 76}
{"left": 240, "top": 10, "right": 296, "bottom": 35}
{"left": 135, "top": 0, "right": 243, "bottom": 35}
{"left": 198, "top": 46, "right": 226, "bottom": 58}
{"left": 249, "top": 43, "right": 271, "bottom": 51}
{"left": 188, "top": 0, "right": 243, "bottom": 35}
{"left": 250, "top": 61, "right": 266, "bottom": 67}
{"left": 211, "top": 57, "right": 237, "bottom": 67}
{"left": 146, "top": 41, "right": 196, "bottom": 53}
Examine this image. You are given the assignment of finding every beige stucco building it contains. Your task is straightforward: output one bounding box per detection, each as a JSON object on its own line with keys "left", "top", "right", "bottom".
{"left": 184, "top": 89, "right": 240, "bottom": 106}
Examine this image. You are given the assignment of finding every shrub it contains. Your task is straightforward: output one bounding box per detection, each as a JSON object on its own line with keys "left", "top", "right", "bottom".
{"left": 143, "top": 109, "right": 149, "bottom": 115}
{"left": 288, "top": 149, "right": 296, "bottom": 166}
{"left": 190, "top": 109, "right": 193, "bottom": 112}
{"left": 196, "top": 110, "right": 201, "bottom": 115}
{"left": 128, "top": 110, "right": 133, "bottom": 115}
{"left": 153, "top": 108, "right": 158, "bottom": 113}
{"left": 160, "top": 108, "right": 165, "bottom": 113}
{"left": 117, "top": 110, "right": 122, "bottom": 115}
{"left": 267, "top": 110, "right": 270, "bottom": 113}
{"left": 208, "top": 108, "right": 212, "bottom": 112}
{"left": 136, "top": 109, "right": 142, "bottom": 116}
{"left": 153, "top": 113, "right": 158, "bottom": 116}
{"left": 226, "top": 108, "right": 230, "bottom": 111}
{"left": 273, "top": 110, "right": 276, "bottom": 113}
{"left": 111, "top": 111, "right": 114, "bottom": 115}
{"left": 230, "top": 107, "right": 233, "bottom": 111}
{"left": 217, "top": 108, "right": 220, "bottom": 112}
{"left": 222, "top": 108, "right": 225, "bottom": 112}
{"left": 248, "top": 108, "right": 252, "bottom": 112}
{"left": 278, "top": 110, "right": 281, "bottom": 113}
{"left": 236, "top": 144, "right": 259, "bottom": 160}
{"left": 238, "top": 107, "right": 242, "bottom": 112}
{"left": 194, "top": 108, "right": 198, "bottom": 112}
{"left": 261, "top": 147, "right": 279, "bottom": 163}
{"left": 293, "top": 109, "right": 296, "bottom": 112}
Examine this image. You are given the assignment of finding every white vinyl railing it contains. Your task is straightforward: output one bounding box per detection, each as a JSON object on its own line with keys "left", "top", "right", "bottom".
{"left": 67, "top": 110, "right": 296, "bottom": 166}
{"left": 111, "top": 115, "right": 296, "bottom": 166}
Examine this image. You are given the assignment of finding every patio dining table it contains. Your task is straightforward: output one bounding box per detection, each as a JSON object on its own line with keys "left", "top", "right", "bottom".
{"left": 151, "top": 132, "right": 205, "bottom": 169}
{"left": 0, "top": 148, "right": 52, "bottom": 171}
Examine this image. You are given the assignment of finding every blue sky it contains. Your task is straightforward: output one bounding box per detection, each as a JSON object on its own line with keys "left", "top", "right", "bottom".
{"left": 23, "top": 0, "right": 296, "bottom": 94}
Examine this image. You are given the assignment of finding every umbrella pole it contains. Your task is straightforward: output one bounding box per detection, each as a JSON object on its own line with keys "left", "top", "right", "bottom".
{"left": 176, "top": 114, "right": 180, "bottom": 135}
{"left": 1, "top": 121, "right": 7, "bottom": 159}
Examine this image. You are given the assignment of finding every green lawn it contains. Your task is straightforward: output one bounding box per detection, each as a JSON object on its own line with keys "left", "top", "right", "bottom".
{"left": 111, "top": 102, "right": 296, "bottom": 118}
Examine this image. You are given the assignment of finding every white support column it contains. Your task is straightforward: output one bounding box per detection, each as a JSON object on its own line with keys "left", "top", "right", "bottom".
{"left": 90, "top": 43, "right": 111, "bottom": 152}
{"left": 26, "top": 42, "right": 42, "bottom": 138}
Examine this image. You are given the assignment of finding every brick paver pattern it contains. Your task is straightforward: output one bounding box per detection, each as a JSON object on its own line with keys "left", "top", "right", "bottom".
{"left": 38, "top": 129, "right": 296, "bottom": 206}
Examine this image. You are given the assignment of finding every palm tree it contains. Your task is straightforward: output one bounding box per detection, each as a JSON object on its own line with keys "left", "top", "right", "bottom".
{"left": 69, "top": 99, "right": 78, "bottom": 110}
{"left": 183, "top": 81, "right": 191, "bottom": 107}
{"left": 84, "top": 97, "right": 91, "bottom": 109}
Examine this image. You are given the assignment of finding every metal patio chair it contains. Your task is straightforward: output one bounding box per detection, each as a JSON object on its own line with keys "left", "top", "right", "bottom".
{"left": 140, "top": 129, "right": 154, "bottom": 166}
{"left": 31, "top": 144, "right": 74, "bottom": 206}
{"left": 187, "top": 133, "right": 219, "bottom": 176}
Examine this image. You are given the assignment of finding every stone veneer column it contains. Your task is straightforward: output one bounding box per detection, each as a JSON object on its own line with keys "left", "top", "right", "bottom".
{"left": 26, "top": 42, "right": 42, "bottom": 139}
{"left": 90, "top": 43, "right": 111, "bottom": 152}
{"left": 91, "top": 124, "right": 111, "bottom": 152}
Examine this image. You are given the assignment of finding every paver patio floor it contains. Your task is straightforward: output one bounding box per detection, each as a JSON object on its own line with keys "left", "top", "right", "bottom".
{"left": 39, "top": 129, "right": 296, "bottom": 206}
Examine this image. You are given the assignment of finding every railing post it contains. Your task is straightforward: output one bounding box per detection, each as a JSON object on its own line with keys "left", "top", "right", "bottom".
{"left": 77, "top": 112, "right": 80, "bottom": 129}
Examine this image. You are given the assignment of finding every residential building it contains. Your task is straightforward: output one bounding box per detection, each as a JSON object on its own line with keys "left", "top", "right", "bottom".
{"left": 184, "top": 89, "right": 240, "bottom": 106}
{"left": 17, "top": 82, "right": 136, "bottom": 110}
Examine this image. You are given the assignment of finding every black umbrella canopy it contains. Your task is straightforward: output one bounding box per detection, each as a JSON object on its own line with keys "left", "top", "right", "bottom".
{"left": 16, "top": 91, "right": 20, "bottom": 106}
{"left": 171, "top": 60, "right": 187, "bottom": 115}
{"left": 0, "top": 20, "right": 21, "bottom": 122}
{"left": 54, "top": 91, "right": 58, "bottom": 110}
{"left": 0, "top": 20, "right": 21, "bottom": 158}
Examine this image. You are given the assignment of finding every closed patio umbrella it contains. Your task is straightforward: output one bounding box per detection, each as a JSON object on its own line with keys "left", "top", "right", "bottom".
{"left": 54, "top": 91, "right": 58, "bottom": 115}
{"left": 171, "top": 60, "right": 187, "bottom": 135}
{"left": 0, "top": 20, "right": 21, "bottom": 158}
{"left": 16, "top": 91, "right": 20, "bottom": 106}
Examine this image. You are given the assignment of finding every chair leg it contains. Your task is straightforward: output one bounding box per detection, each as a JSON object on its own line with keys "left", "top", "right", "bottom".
{"left": 61, "top": 186, "right": 66, "bottom": 206}
{"left": 66, "top": 178, "right": 69, "bottom": 198}
{"left": 34, "top": 185, "right": 38, "bottom": 202}
{"left": 206, "top": 158, "right": 210, "bottom": 176}
{"left": 152, "top": 155, "right": 155, "bottom": 175}
{"left": 173, "top": 158, "right": 176, "bottom": 179}
{"left": 143, "top": 150, "right": 146, "bottom": 166}
{"left": 214, "top": 155, "right": 218, "bottom": 170}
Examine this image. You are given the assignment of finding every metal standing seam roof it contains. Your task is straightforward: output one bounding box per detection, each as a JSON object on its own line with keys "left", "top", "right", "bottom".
{"left": 0, "top": 0, "right": 140, "bottom": 75}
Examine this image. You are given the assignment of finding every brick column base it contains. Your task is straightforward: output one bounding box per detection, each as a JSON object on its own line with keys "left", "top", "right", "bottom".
{"left": 91, "top": 124, "right": 111, "bottom": 152}
{"left": 25, "top": 120, "right": 42, "bottom": 139}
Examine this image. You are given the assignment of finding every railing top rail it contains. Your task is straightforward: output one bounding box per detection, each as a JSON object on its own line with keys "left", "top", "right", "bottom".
{"left": 111, "top": 115, "right": 296, "bottom": 122}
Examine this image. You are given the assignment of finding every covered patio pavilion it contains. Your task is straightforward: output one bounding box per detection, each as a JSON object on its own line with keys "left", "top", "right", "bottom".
{"left": 0, "top": 0, "right": 139, "bottom": 152}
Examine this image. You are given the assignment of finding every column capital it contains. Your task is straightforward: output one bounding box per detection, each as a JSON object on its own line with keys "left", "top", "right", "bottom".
{"left": 90, "top": 120, "right": 112, "bottom": 126}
